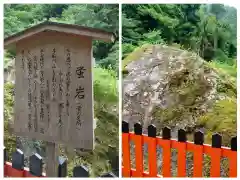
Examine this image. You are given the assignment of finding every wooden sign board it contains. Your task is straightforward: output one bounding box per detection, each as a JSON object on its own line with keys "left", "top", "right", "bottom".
{"left": 4, "top": 22, "right": 113, "bottom": 150}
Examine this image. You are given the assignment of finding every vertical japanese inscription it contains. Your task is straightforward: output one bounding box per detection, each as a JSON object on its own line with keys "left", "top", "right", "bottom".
{"left": 46, "top": 80, "right": 50, "bottom": 100}
{"left": 76, "top": 103, "right": 82, "bottom": 129}
{"left": 46, "top": 104, "right": 50, "bottom": 127}
{"left": 27, "top": 51, "right": 32, "bottom": 131}
{"left": 66, "top": 49, "right": 71, "bottom": 116}
{"left": 21, "top": 50, "right": 25, "bottom": 70}
{"left": 59, "top": 71, "right": 64, "bottom": 100}
{"left": 33, "top": 81, "right": 38, "bottom": 132}
{"left": 39, "top": 49, "right": 45, "bottom": 134}
{"left": 52, "top": 48, "right": 57, "bottom": 99}
{"left": 58, "top": 103, "right": 64, "bottom": 127}
{"left": 75, "top": 66, "right": 86, "bottom": 130}
{"left": 33, "top": 56, "right": 38, "bottom": 78}
{"left": 46, "top": 80, "right": 50, "bottom": 128}
{"left": 33, "top": 55, "right": 38, "bottom": 132}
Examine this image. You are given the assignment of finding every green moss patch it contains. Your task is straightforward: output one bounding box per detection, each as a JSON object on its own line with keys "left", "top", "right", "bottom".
{"left": 122, "top": 44, "right": 153, "bottom": 71}
{"left": 197, "top": 99, "right": 236, "bottom": 146}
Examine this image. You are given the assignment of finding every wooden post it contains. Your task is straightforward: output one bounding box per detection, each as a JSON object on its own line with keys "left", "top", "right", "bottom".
{"left": 45, "top": 142, "right": 59, "bottom": 177}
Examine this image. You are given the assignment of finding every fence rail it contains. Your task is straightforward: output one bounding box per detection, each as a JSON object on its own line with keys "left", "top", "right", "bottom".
{"left": 4, "top": 147, "right": 118, "bottom": 177}
{"left": 122, "top": 121, "right": 237, "bottom": 178}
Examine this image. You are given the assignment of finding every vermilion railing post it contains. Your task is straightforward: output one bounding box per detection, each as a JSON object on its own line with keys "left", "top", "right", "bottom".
{"left": 209, "top": 134, "right": 222, "bottom": 177}
{"left": 175, "top": 129, "right": 187, "bottom": 177}
{"left": 229, "top": 137, "right": 237, "bottom": 177}
{"left": 192, "top": 131, "right": 204, "bottom": 177}
{"left": 228, "top": 151, "right": 237, "bottom": 177}
{"left": 122, "top": 121, "right": 131, "bottom": 177}
{"left": 132, "top": 123, "right": 143, "bottom": 177}
{"left": 157, "top": 127, "right": 171, "bottom": 177}
{"left": 145, "top": 125, "right": 157, "bottom": 177}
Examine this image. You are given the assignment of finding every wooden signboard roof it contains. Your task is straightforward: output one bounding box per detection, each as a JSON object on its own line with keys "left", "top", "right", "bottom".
{"left": 4, "top": 21, "right": 114, "bottom": 49}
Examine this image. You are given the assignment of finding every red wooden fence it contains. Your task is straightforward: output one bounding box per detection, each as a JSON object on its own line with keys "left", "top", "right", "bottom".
{"left": 122, "top": 121, "right": 237, "bottom": 178}
{"left": 4, "top": 148, "right": 118, "bottom": 177}
{"left": 4, "top": 162, "right": 46, "bottom": 177}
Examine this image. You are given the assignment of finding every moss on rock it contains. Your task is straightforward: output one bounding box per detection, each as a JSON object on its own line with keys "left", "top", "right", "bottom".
{"left": 122, "top": 44, "right": 153, "bottom": 71}
{"left": 197, "top": 99, "right": 236, "bottom": 146}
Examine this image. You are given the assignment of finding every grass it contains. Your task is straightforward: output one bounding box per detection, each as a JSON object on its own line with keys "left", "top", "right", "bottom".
{"left": 208, "top": 60, "right": 237, "bottom": 78}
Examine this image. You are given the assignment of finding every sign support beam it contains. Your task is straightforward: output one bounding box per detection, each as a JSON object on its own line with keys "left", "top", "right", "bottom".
{"left": 45, "top": 142, "right": 59, "bottom": 177}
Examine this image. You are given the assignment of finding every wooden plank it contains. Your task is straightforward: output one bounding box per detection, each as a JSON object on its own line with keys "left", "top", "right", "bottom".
{"left": 45, "top": 142, "right": 59, "bottom": 177}
{"left": 13, "top": 31, "right": 94, "bottom": 150}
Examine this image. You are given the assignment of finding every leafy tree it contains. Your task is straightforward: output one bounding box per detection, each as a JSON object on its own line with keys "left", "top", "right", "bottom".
{"left": 4, "top": 4, "right": 119, "bottom": 71}
{"left": 52, "top": 4, "right": 119, "bottom": 71}
{"left": 122, "top": 4, "right": 236, "bottom": 63}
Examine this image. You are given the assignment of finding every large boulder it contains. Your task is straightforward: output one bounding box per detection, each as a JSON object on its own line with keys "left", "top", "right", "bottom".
{"left": 123, "top": 44, "right": 236, "bottom": 146}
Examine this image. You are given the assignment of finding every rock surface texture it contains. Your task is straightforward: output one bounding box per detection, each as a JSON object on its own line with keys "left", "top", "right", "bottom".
{"left": 123, "top": 44, "right": 236, "bottom": 145}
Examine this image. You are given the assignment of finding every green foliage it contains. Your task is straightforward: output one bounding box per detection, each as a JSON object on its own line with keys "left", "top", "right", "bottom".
{"left": 208, "top": 61, "right": 236, "bottom": 99}
{"left": 209, "top": 60, "right": 237, "bottom": 78}
{"left": 4, "top": 82, "right": 14, "bottom": 121}
{"left": 51, "top": 4, "right": 119, "bottom": 71}
{"left": 93, "top": 67, "right": 118, "bottom": 106}
{"left": 4, "top": 4, "right": 69, "bottom": 37}
{"left": 122, "top": 4, "right": 236, "bottom": 63}
{"left": 4, "top": 4, "right": 119, "bottom": 73}
{"left": 4, "top": 82, "right": 15, "bottom": 157}
{"left": 122, "top": 43, "right": 137, "bottom": 59}
{"left": 97, "top": 42, "right": 119, "bottom": 71}
{"left": 139, "top": 30, "right": 164, "bottom": 45}
{"left": 4, "top": 51, "right": 13, "bottom": 69}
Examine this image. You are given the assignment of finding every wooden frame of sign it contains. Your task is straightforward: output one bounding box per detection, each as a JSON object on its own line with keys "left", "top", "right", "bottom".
{"left": 4, "top": 21, "right": 114, "bottom": 176}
